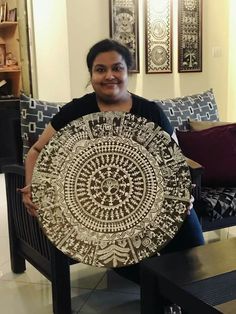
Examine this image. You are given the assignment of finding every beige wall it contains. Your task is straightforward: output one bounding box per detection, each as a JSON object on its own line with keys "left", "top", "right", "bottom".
{"left": 203, "top": 0, "right": 229, "bottom": 119}
{"left": 32, "top": 0, "right": 235, "bottom": 120}
{"left": 31, "top": 0, "right": 71, "bottom": 101}
{"left": 228, "top": 0, "right": 236, "bottom": 121}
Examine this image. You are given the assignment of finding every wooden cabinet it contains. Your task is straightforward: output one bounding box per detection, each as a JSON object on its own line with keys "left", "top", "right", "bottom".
{"left": 0, "top": 20, "right": 21, "bottom": 98}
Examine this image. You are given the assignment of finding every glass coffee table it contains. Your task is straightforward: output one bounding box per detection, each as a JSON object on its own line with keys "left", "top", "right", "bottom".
{"left": 141, "top": 238, "right": 236, "bottom": 313}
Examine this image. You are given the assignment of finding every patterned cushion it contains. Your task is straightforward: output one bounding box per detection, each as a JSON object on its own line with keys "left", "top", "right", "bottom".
{"left": 199, "top": 187, "right": 236, "bottom": 221}
{"left": 154, "top": 89, "right": 219, "bottom": 130}
{"left": 20, "top": 94, "right": 65, "bottom": 160}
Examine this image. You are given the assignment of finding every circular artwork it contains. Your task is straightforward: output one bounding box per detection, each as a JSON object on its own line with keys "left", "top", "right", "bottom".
{"left": 32, "top": 112, "right": 191, "bottom": 268}
{"left": 151, "top": 46, "right": 168, "bottom": 66}
{"left": 184, "top": 0, "right": 196, "bottom": 11}
{"left": 151, "top": 20, "right": 167, "bottom": 40}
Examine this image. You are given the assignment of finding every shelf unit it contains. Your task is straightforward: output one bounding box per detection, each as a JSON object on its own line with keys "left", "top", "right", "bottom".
{"left": 0, "top": 20, "right": 21, "bottom": 98}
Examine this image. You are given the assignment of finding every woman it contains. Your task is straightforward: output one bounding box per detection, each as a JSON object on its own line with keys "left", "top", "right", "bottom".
{"left": 20, "top": 39, "right": 204, "bottom": 284}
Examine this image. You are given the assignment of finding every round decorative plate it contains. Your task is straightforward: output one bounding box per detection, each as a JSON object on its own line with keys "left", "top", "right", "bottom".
{"left": 32, "top": 112, "right": 191, "bottom": 268}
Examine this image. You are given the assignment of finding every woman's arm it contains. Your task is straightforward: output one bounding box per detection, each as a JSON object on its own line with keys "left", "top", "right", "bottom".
{"left": 19, "top": 123, "right": 56, "bottom": 216}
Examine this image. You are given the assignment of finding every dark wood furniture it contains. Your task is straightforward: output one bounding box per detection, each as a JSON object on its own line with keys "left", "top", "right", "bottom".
{"left": 0, "top": 99, "right": 22, "bottom": 171}
{"left": 3, "top": 164, "right": 78, "bottom": 314}
{"left": 140, "top": 238, "right": 236, "bottom": 314}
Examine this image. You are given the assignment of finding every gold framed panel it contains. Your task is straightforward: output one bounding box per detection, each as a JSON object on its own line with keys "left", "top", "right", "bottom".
{"left": 145, "top": 0, "right": 173, "bottom": 74}
{"left": 178, "top": 0, "right": 202, "bottom": 72}
{"left": 109, "top": 0, "right": 139, "bottom": 73}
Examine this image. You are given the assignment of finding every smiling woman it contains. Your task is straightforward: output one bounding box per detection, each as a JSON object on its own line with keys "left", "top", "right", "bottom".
{"left": 91, "top": 51, "right": 130, "bottom": 108}
{"left": 86, "top": 39, "right": 133, "bottom": 109}
{"left": 19, "top": 38, "right": 204, "bottom": 285}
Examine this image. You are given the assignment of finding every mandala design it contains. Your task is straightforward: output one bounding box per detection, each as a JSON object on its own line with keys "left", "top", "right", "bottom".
{"left": 32, "top": 112, "right": 191, "bottom": 268}
{"left": 151, "top": 20, "right": 167, "bottom": 40}
{"left": 146, "top": 0, "right": 172, "bottom": 73}
{"left": 151, "top": 46, "right": 168, "bottom": 66}
{"left": 184, "top": 0, "right": 196, "bottom": 11}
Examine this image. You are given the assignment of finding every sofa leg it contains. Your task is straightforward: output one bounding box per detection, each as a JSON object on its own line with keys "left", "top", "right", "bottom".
{"left": 8, "top": 229, "right": 26, "bottom": 273}
{"left": 50, "top": 244, "right": 72, "bottom": 314}
{"left": 10, "top": 249, "right": 26, "bottom": 273}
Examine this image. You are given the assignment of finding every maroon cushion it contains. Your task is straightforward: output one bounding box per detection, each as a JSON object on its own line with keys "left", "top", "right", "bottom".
{"left": 176, "top": 124, "right": 236, "bottom": 186}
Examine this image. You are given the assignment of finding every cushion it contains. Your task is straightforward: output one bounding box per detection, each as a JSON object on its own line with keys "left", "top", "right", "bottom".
{"left": 20, "top": 94, "right": 65, "bottom": 160}
{"left": 154, "top": 89, "right": 219, "bottom": 130}
{"left": 189, "top": 120, "right": 232, "bottom": 131}
{"left": 199, "top": 187, "right": 236, "bottom": 221}
{"left": 176, "top": 124, "right": 236, "bottom": 186}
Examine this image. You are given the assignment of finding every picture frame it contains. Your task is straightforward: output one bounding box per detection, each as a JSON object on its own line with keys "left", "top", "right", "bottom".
{"left": 178, "top": 0, "right": 202, "bottom": 72}
{"left": 145, "top": 0, "right": 173, "bottom": 74}
{"left": 0, "top": 44, "right": 6, "bottom": 67}
{"left": 8, "top": 8, "right": 17, "bottom": 22}
{"left": 109, "top": 0, "right": 139, "bottom": 73}
{"left": 0, "top": 2, "right": 7, "bottom": 22}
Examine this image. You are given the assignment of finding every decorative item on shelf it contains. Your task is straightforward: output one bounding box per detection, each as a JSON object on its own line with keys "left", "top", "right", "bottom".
{"left": 6, "top": 52, "right": 18, "bottom": 67}
{"left": 145, "top": 0, "right": 173, "bottom": 74}
{"left": 109, "top": 0, "right": 139, "bottom": 73}
{"left": 0, "top": 43, "right": 6, "bottom": 67}
{"left": 7, "top": 8, "right": 17, "bottom": 22}
{"left": 0, "top": 2, "right": 7, "bottom": 22}
{"left": 178, "top": 0, "right": 202, "bottom": 72}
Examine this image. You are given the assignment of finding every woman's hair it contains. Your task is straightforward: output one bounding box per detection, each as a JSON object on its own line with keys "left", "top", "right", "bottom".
{"left": 86, "top": 39, "right": 133, "bottom": 74}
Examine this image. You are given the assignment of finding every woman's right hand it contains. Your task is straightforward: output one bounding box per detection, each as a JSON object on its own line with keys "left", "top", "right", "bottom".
{"left": 17, "top": 185, "right": 38, "bottom": 217}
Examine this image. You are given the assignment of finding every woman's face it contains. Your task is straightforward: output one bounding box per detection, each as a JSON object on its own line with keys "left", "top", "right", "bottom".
{"left": 91, "top": 51, "right": 129, "bottom": 103}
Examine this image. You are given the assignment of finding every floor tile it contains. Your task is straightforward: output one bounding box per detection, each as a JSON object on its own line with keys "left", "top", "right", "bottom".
{"left": 79, "top": 290, "right": 140, "bottom": 314}
{"left": 0, "top": 175, "right": 8, "bottom": 238}
{"left": 0, "top": 236, "right": 10, "bottom": 266}
{"left": 71, "top": 288, "right": 94, "bottom": 313}
{"left": 0, "top": 280, "right": 53, "bottom": 314}
{"left": 0, "top": 279, "right": 91, "bottom": 314}
{"left": 70, "top": 263, "right": 107, "bottom": 289}
{"left": 96, "top": 269, "right": 140, "bottom": 294}
{"left": 0, "top": 260, "right": 50, "bottom": 284}
{"left": 228, "top": 226, "right": 236, "bottom": 238}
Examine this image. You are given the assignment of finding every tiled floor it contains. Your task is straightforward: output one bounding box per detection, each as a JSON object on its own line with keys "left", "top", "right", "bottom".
{"left": 0, "top": 173, "right": 236, "bottom": 314}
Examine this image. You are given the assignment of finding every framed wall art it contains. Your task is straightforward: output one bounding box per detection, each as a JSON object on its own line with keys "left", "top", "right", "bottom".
{"left": 109, "top": 0, "right": 139, "bottom": 73}
{"left": 145, "top": 0, "right": 173, "bottom": 74}
{"left": 178, "top": 0, "right": 202, "bottom": 72}
{"left": 0, "top": 2, "right": 7, "bottom": 22}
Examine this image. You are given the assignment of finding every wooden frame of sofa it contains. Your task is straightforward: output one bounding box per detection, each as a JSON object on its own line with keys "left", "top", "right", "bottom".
{"left": 3, "top": 164, "right": 77, "bottom": 314}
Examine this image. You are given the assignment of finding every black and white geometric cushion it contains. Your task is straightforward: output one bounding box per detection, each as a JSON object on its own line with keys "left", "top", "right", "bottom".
{"left": 199, "top": 187, "right": 236, "bottom": 221}
{"left": 20, "top": 94, "right": 64, "bottom": 160}
{"left": 154, "top": 89, "right": 219, "bottom": 130}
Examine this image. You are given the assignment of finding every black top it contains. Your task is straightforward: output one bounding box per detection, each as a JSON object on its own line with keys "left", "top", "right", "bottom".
{"left": 51, "top": 92, "right": 173, "bottom": 136}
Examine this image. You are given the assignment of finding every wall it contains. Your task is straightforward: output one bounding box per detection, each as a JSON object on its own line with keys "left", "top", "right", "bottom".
{"left": 66, "top": 0, "right": 110, "bottom": 97}
{"left": 228, "top": 0, "right": 236, "bottom": 121}
{"left": 203, "top": 0, "right": 229, "bottom": 119}
{"left": 31, "top": 0, "right": 71, "bottom": 101}
{"left": 31, "top": 0, "right": 235, "bottom": 120}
